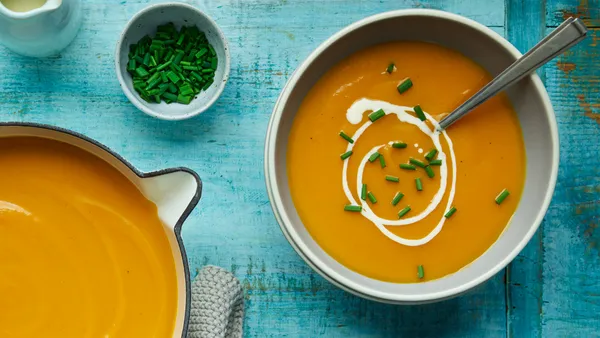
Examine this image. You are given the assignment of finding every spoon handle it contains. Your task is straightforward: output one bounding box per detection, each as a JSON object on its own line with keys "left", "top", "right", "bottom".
{"left": 438, "top": 17, "right": 588, "bottom": 130}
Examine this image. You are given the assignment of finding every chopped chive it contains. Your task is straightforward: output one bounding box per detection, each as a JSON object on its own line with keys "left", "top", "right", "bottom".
{"left": 400, "top": 163, "right": 416, "bottom": 170}
{"left": 128, "top": 25, "right": 217, "bottom": 104}
{"left": 444, "top": 207, "right": 457, "bottom": 218}
{"left": 417, "top": 265, "right": 424, "bottom": 279}
{"left": 425, "top": 148, "right": 438, "bottom": 161}
{"left": 414, "top": 105, "right": 426, "bottom": 121}
{"left": 177, "top": 94, "right": 192, "bottom": 104}
{"left": 409, "top": 158, "right": 426, "bottom": 168}
{"left": 340, "top": 151, "right": 353, "bottom": 160}
{"left": 379, "top": 155, "right": 386, "bottom": 168}
{"left": 425, "top": 166, "right": 435, "bottom": 178}
{"left": 495, "top": 189, "right": 510, "bottom": 204}
{"left": 361, "top": 184, "right": 367, "bottom": 201}
{"left": 161, "top": 92, "right": 178, "bottom": 101}
{"left": 415, "top": 178, "right": 423, "bottom": 191}
{"left": 385, "top": 175, "right": 399, "bottom": 182}
{"left": 368, "top": 109, "right": 386, "bottom": 122}
{"left": 135, "top": 67, "right": 150, "bottom": 78}
{"left": 368, "top": 152, "right": 380, "bottom": 162}
{"left": 429, "top": 159, "right": 442, "bottom": 166}
{"left": 344, "top": 205, "right": 362, "bottom": 212}
{"left": 391, "top": 192, "right": 404, "bottom": 206}
{"left": 367, "top": 192, "right": 377, "bottom": 204}
{"left": 386, "top": 62, "right": 395, "bottom": 74}
{"left": 397, "top": 77, "right": 413, "bottom": 94}
{"left": 339, "top": 131, "right": 354, "bottom": 144}
{"left": 398, "top": 206, "right": 411, "bottom": 218}
{"left": 392, "top": 142, "right": 407, "bottom": 148}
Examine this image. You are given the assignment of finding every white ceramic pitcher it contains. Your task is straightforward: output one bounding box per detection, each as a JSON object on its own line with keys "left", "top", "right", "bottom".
{"left": 0, "top": 0, "right": 82, "bottom": 57}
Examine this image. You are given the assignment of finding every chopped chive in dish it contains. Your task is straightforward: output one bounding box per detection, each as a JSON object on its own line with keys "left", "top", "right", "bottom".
{"left": 409, "top": 158, "right": 426, "bottom": 168}
{"left": 369, "top": 109, "right": 386, "bottom": 122}
{"left": 425, "top": 166, "right": 435, "bottom": 178}
{"left": 415, "top": 178, "right": 423, "bottom": 191}
{"left": 400, "top": 163, "right": 416, "bottom": 170}
{"left": 344, "top": 205, "right": 362, "bottom": 212}
{"left": 425, "top": 148, "right": 438, "bottom": 161}
{"left": 392, "top": 192, "right": 404, "bottom": 206}
{"left": 392, "top": 142, "right": 407, "bottom": 149}
{"left": 386, "top": 62, "right": 395, "bottom": 74}
{"left": 379, "top": 155, "right": 386, "bottom": 168}
{"left": 398, "top": 206, "right": 411, "bottom": 218}
{"left": 340, "top": 151, "right": 353, "bottom": 160}
{"left": 367, "top": 192, "right": 377, "bottom": 204}
{"left": 495, "top": 189, "right": 510, "bottom": 204}
{"left": 414, "top": 105, "right": 426, "bottom": 121}
{"left": 444, "top": 206, "right": 457, "bottom": 218}
{"left": 397, "top": 77, "right": 413, "bottom": 94}
{"left": 339, "top": 131, "right": 354, "bottom": 143}
{"left": 385, "top": 175, "right": 399, "bottom": 182}
{"left": 368, "top": 152, "right": 381, "bottom": 162}
{"left": 417, "top": 265, "right": 425, "bottom": 279}
{"left": 127, "top": 23, "right": 218, "bottom": 104}
{"left": 429, "top": 159, "right": 442, "bottom": 166}
{"left": 361, "top": 184, "right": 367, "bottom": 201}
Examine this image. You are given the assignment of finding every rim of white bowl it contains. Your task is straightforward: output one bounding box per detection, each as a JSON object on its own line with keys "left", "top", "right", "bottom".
{"left": 265, "top": 9, "right": 559, "bottom": 303}
{"left": 114, "top": 2, "right": 230, "bottom": 121}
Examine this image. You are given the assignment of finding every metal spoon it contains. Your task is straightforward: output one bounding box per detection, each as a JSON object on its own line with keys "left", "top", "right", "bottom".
{"left": 438, "top": 17, "right": 588, "bottom": 130}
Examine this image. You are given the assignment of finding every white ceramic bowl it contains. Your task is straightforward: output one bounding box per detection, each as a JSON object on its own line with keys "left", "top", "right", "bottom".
{"left": 265, "top": 9, "right": 558, "bottom": 304}
{"left": 115, "top": 2, "right": 230, "bottom": 120}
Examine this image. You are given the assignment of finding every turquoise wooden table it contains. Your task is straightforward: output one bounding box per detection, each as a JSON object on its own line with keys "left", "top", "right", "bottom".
{"left": 1, "top": 0, "right": 598, "bottom": 336}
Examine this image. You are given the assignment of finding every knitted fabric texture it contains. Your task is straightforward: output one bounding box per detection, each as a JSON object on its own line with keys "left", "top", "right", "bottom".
{"left": 187, "top": 265, "right": 244, "bottom": 338}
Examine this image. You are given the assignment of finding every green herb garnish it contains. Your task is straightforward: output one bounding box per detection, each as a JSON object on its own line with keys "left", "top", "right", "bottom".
{"left": 368, "top": 152, "right": 380, "bottom": 162}
{"left": 344, "top": 205, "right": 362, "bottom": 212}
{"left": 369, "top": 109, "right": 386, "bottom": 122}
{"left": 417, "top": 265, "right": 424, "bottom": 279}
{"left": 367, "top": 192, "right": 377, "bottom": 204}
{"left": 385, "top": 175, "right": 399, "bottom": 182}
{"left": 400, "top": 163, "right": 416, "bottom": 170}
{"left": 425, "top": 166, "right": 435, "bottom": 178}
{"left": 425, "top": 148, "right": 438, "bottom": 161}
{"left": 127, "top": 23, "right": 218, "bottom": 105}
{"left": 392, "top": 142, "right": 407, "bottom": 148}
{"left": 414, "top": 105, "right": 426, "bottom": 121}
{"left": 429, "top": 159, "right": 442, "bottom": 166}
{"left": 398, "top": 206, "right": 411, "bottom": 218}
{"left": 386, "top": 63, "right": 395, "bottom": 74}
{"left": 361, "top": 184, "right": 367, "bottom": 201}
{"left": 340, "top": 151, "right": 353, "bottom": 160}
{"left": 391, "top": 192, "right": 404, "bottom": 206}
{"left": 495, "top": 189, "right": 510, "bottom": 204}
{"left": 444, "top": 207, "right": 457, "bottom": 218}
{"left": 409, "top": 158, "right": 426, "bottom": 168}
{"left": 339, "top": 131, "right": 354, "bottom": 144}
{"left": 415, "top": 178, "right": 423, "bottom": 191}
{"left": 379, "top": 155, "right": 386, "bottom": 168}
{"left": 397, "top": 77, "right": 413, "bottom": 94}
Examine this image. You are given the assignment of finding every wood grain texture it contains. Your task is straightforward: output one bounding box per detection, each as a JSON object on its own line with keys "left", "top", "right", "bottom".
{"left": 505, "top": 1, "right": 546, "bottom": 337}
{"left": 0, "top": 0, "right": 597, "bottom": 336}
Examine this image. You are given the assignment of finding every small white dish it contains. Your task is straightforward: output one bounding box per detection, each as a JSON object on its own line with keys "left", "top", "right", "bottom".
{"left": 115, "top": 2, "right": 230, "bottom": 121}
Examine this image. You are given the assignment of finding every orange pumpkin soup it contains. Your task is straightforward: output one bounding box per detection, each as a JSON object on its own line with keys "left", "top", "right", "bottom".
{"left": 287, "top": 42, "right": 525, "bottom": 283}
{"left": 0, "top": 137, "right": 177, "bottom": 337}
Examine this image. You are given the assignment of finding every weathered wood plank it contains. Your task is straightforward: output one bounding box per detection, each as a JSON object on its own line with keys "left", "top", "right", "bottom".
{"left": 541, "top": 22, "right": 600, "bottom": 336}
{"left": 505, "top": 0, "right": 546, "bottom": 337}
{"left": 0, "top": 1, "right": 511, "bottom": 336}
{"left": 547, "top": 0, "right": 600, "bottom": 27}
